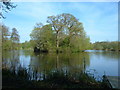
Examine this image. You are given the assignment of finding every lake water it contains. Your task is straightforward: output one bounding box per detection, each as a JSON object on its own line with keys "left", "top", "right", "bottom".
{"left": 2, "top": 50, "right": 119, "bottom": 80}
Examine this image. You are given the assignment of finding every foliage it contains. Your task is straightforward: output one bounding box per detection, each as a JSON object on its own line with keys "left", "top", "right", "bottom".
{"left": 1, "top": 24, "right": 20, "bottom": 50}
{"left": 30, "top": 13, "right": 91, "bottom": 52}
{"left": 10, "top": 28, "right": 20, "bottom": 50}
{"left": 30, "top": 24, "right": 55, "bottom": 51}
{"left": 92, "top": 41, "right": 120, "bottom": 51}
{"left": 19, "top": 40, "right": 35, "bottom": 50}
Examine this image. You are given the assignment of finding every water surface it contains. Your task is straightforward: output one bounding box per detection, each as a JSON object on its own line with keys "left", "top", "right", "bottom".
{"left": 2, "top": 50, "right": 119, "bottom": 80}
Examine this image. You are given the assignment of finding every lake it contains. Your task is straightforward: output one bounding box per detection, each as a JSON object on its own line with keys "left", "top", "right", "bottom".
{"left": 2, "top": 50, "right": 119, "bottom": 81}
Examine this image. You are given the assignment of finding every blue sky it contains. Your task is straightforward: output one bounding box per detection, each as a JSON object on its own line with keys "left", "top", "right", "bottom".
{"left": 3, "top": 2, "right": 118, "bottom": 43}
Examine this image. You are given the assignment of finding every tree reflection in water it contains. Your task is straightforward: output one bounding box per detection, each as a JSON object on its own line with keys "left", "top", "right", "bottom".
{"left": 29, "top": 52, "right": 90, "bottom": 81}
{"left": 3, "top": 50, "right": 119, "bottom": 81}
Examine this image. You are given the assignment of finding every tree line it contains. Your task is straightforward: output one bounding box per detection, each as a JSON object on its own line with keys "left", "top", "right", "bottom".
{"left": 1, "top": 24, "right": 20, "bottom": 50}
{"left": 30, "top": 13, "right": 91, "bottom": 53}
{"left": 92, "top": 41, "right": 120, "bottom": 51}
{"left": 1, "top": 13, "right": 119, "bottom": 52}
{"left": 20, "top": 40, "right": 120, "bottom": 52}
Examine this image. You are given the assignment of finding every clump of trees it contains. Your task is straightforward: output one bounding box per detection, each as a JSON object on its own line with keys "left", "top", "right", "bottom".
{"left": 20, "top": 40, "right": 35, "bottom": 50}
{"left": 30, "top": 13, "right": 91, "bottom": 53}
{"left": 1, "top": 24, "right": 20, "bottom": 50}
{"left": 92, "top": 41, "right": 120, "bottom": 51}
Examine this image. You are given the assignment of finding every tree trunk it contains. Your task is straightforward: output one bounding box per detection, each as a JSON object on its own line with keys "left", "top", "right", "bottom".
{"left": 56, "top": 31, "right": 59, "bottom": 53}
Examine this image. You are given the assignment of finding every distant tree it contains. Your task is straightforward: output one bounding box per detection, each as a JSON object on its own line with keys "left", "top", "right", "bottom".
{"left": 1, "top": 24, "right": 10, "bottom": 42}
{"left": 0, "top": 24, "right": 20, "bottom": 50}
{"left": 93, "top": 41, "right": 119, "bottom": 51}
{"left": 11, "top": 28, "right": 20, "bottom": 49}
{"left": 1, "top": 24, "right": 12, "bottom": 50}
{"left": 11, "top": 28, "right": 19, "bottom": 43}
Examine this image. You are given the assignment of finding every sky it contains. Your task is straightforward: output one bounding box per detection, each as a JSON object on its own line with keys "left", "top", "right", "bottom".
{"left": 2, "top": 2, "right": 118, "bottom": 43}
